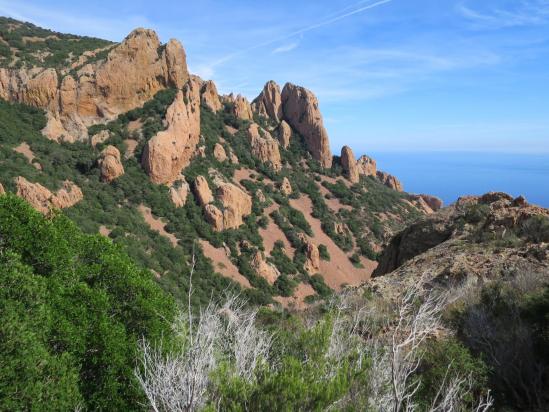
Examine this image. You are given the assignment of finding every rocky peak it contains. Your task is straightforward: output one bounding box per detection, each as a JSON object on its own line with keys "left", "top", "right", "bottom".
{"left": 231, "top": 94, "right": 253, "bottom": 120}
{"left": 377, "top": 171, "right": 403, "bottom": 192}
{"left": 340, "top": 146, "right": 360, "bottom": 184}
{"left": 281, "top": 83, "right": 332, "bottom": 168}
{"left": 200, "top": 80, "right": 222, "bottom": 112}
{"left": 357, "top": 155, "right": 377, "bottom": 177}
{"left": 252, "top": 80, "right": 283, "bottom": 123}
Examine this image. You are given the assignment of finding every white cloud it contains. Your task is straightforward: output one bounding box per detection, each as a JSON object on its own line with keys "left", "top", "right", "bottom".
{"left": 457, "top": 0, "right": 549, "bottom": 29}
{"left": 272, "top": 42, "right": 299, "bottom": 54}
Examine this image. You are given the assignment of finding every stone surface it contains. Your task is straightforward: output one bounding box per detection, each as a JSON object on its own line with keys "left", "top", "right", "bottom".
{"left": 340, "top": 146, "right": 359, "bottom": 183}
{"left": 304, "top": 240, "right": 321, "bottom": 274}
{"left": 216, "top": 182, "right": 253, "bottom": 230}
{"left": 15, "top": 176, "right": 82, "bottom": 214}
{"left": 0, "top": 28, "right": 189, "bottom": 142}
{"left": 142, "top": 81, "right": 201, "bottom": 184}
{"left": 277, "top": 120, "right": 292, "bottom": 149}
{"left": 204, "top": 204, "right": 224, "bottom": 231}
{"left": 377, "top": 171, "right": 404, "bottom": 192}
{"left": 357, "top": 155, "right": 377, "bottom": 176}
{"left": 251, "top": 251, "right": 280, "bottom": 284}
{"left": 281, "top": 83, "right": 332, "bottom": 168}
{"left": 169, "top": 178, "right": 190, "bottom": 207}
{"left": 98, "top": 145, "right": 124, "bottom": 183}
{"left": 193, "top": 175, "right": 213, "bottom": 206}
{"left": 200, "top": 80, "right": 222, "bottom": 112}
{"left": 231, "top": 94, "right": 253, "bottom": 120}
{"left": 0, "top": 183, "right": 4, "bottom": 195}
{"left": 280, "top": 177, "right": 292, "bottom": 196}
{"left": 247, "top": 123, "right": 282, "bottom": 171}
{"left": 213, "top": 143, "right": 227, "bottom": 162}
{"left": 90, "top": 130, "right": 110, "bottom": 147}
{"left": 252, "top": 80, "right": 283, "bottom": 122}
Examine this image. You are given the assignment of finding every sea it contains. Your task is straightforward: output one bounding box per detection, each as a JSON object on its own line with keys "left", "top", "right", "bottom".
{"left": 368, "top": 151, "right": 549, "bottom": 208}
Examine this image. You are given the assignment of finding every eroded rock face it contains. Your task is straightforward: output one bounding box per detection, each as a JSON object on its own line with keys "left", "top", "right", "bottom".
{"left": 415, "top": 194, "right": 443, "bottom": 212}
{"left": 278, "top": 120, "right": 292, "bottom": 149}
{"left": 142, "top": 81, "right": 201, "bottom": 184}
{"left": 304, "top": 241, "right": 321, "bottom": 274}
{"left": 231, "top": 94, "right": 253, "bottom": 120}
{"left": 377, "top": 171, "right": 403, "bottom": 192}
{"left": 251, "top": 251, "right": 280, "bottom": 284}
{"left": 281, "top": 83, "right": 332, "bottom": 168}
{"left": 247, "top": 123, "right": 282, "bottom": 171}
{"left": 170, "top": 179, "right": 190, "bottom": 207}
{"left": 341, "top": 146, "right": 359, "bottom": 184}
{"left": 204, "top": 204, "right": 224, "bottom": 230}
{"left": 15, "top": 176, "right": 83, "bottom": 214}
{"left": 216, "top": 182, "right": 253, "bottom": 230}
{"left": 99, "top": 145, "right": 124, "bottom": 183}
{"left": 201, "top": 80, "right": 222, "bottom": 112}
{"left": 90, "top": 130, "right": 110, "bottom": 147}
{"left": 357, "top": 155, "right": 377, "bottom": 177}
{"left": 280, "top": 177, "right": 292, "bottom": 196}
{"left": 0, "top": 28, "right": 189, "bottom": 142}
{"left": 213, "top": 143, "right": 227, "bottom": 162}
{"left": 193, "top": 175, "right": 213, "bottom": 206}
{"left": 252, "top": 80, "right": 283, "bottom": 123}
{"left": 0, "top": 183, "right": 4, "bottom": 195}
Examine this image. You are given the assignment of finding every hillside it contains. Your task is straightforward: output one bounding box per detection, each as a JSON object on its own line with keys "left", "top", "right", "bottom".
{"left": 0, "top": 21, "right": 435, "bottom": 309}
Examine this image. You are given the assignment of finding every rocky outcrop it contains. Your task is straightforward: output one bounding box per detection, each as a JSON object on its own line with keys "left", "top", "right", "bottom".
{"left": 213, "top": 143, "right": 227, "bottom": 162}
{"left": 252, "top": 80, "right": 283, "bottom": 123}
{"left": 251, "top": 251, "right": 280, "bottom": 284}
{"left": 411, "top": 194, "right": 443, "bottom": 212}
{"left": 340, "top": 146, "right": 359, "bottom": 183}
{"left": 98, "top": 145, "right": 124, "bottom": 183}
{"left": 170, "top": 179, "right": 190, "bottom": 207}
{"left": 204, "top": 204, "right": 224, "bottom": 230}
{"left": 193, "top": 175, "right": 213, "bottom": 206}
{"left": 0, "top": 183, "right": 4, "bottom": 195}
{"left": 281, "top": 83, "right": 332, "bottom": 168}
{"left": 216, "top": 182, "right": 253, "bottom": 230}
{"left": 377, "top": 171, "right": 403, "bottom": 192}
{"left": 357, "top": 155, "right": 376, "bottom": 176}
{"left": 15, "top": 176, "right": 83, "bottom": 214}
{"left": 247, "top": 123, "right": 282, "bottom": 171}
{"left": 231, "top": 94, "right": 253, "bottom": 120}
{"left": 90, "top": 130, "right": 110, "bottom": 147}
{"left": 200, "top": 80, "right": 222, "bottom": 112}
{"left": 280, "top": 177, "right": 292, "bottom": 196}
{"left": 278, "top": 120, "right": 292, "bottom": 149}
{"left": 304, "top": 241, "right": 321, "bottom": 274}
{"left": 142, "top": 81, "right": 201, "bottom": 184}
{"left": 0, "top": 28, "right": 189, "bottom": 142}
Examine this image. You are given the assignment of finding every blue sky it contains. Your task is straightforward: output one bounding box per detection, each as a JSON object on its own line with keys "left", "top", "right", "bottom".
{"left": 2, "top": 0, "right": 549, "bottom": 155}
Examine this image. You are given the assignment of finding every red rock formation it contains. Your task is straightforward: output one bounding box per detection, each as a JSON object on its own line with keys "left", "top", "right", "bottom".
{"left": 231, "top": 94, "right": 253, "bottom": 120}
{"left": 98, "top": 145, "right": 124, "bottom": 183}
{"left": 142, "top": 80, "right": 201, "bottom": 184}
{"left": 357, "top": 155, "right": 377, "bottom": 176}
{"left": 193, "top": 175, "right": 213, "bottom": 206}
{"left": 247, "top": 123, "right": 282, "bottom": 171}
{"left": 216, "top": 182, "right": 253, "bottom": 230}
{"left": 201, "top": 80, "right": 222, "bottom": 112}
{"left": 281, "top": 83, "right": 332, "bottom": 168}
{"left": 377, "top": 171, "right": 403, "bottom": 192}
{"left": 251, "top": 251, "right": 280, "bottom": 284}
{"left": 278, "top": 120, "right": 292, "bottom": 149}
{"left": 213, "top": 143, "right": 227, "bottom": 162}
{"left": 304, "top": 241, "right": 321, "bottom": 274}
{"left": 340, "top": 146, "right": 359, "bottom": 183}
{"left": 15, "top": 177, "right": 83, "bottom": 214}
{"left": 252, "top": 80, "right": 283, "bottom": 123}
{"left": 169, "top": 179, "right": 190, "bottom": 207}
{"left": 280, "top": 177, "right": 292, "bottom": 196}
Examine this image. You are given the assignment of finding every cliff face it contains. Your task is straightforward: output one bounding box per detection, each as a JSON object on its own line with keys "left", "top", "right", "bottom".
{"left": 0, "top": 28, "right": 189, "bottom": 142}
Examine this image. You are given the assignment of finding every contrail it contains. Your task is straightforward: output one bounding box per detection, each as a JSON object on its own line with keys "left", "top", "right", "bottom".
{"left": 210, "top": 0, "right": 393, "bottom": 68}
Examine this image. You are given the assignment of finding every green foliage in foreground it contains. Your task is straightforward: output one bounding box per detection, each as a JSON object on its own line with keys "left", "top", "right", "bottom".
{"left": 0, "top": 195, "right": 175, "bottom": 411}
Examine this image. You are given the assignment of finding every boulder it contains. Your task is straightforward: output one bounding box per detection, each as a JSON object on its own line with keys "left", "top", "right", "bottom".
{"left": 216, "top": 182, "right": 253, "bottom": 230}
{"left": 340, "top": 146, "right": 359, "bottom": 183}
{"left": 193, "top": 175, "right": 213, "bottom": 206}
{"left": 170, "top": 179, "right": 190, "bottom": 207}
{"left": 281, "top": 83, "right": 332, "bottom": 168}
{"left": 204, "top": 204, "right": 224, "bottom": 231}
{"left": 142, "top": 80, "right": 201, "bottom": 184}
{"left": 98, "top": 145, "right": 124, "bottom": 183}
{"left": 280, "top": 177, "right": 292, "bottom": 196}
{"left": 213, "top": 143, "right": 227, "bottom": 162}
{"left": 15, "top": 176, "right": 83, "bottom": 214}
{"left": 251, "top": 251, "right": 280, "bottom": 284}
{"left": 357, "top": 155, "right": 377, "bottom": 176}
{"left": 278, "top": 120, "right": 292, "bottom": 149}
{"left": 252, "top": 80, "right": 283, "bottom": 123}
{"left": 200, "top": 80, "right": 222, "bottom": 112}
{"left": 377, "top": 171, "right": 403, "bottom": 192}
{"left": 417, "top": 194, "right": 443, "bottom": 212}
{"left": 247, "top": 123, "right": 282, "bottom": 171}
